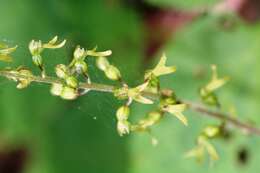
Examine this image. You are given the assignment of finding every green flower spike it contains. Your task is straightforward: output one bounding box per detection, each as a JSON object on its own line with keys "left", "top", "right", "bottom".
{"left": 29, "top": 36, "right": 66, "bottom": 78}
{"left": 0, "top": 44, "right": 18, "bottom": 62}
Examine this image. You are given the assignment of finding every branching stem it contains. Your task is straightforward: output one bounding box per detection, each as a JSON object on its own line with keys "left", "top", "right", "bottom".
{"left": 1, "top": 69, "right": 260, "bottom": 136}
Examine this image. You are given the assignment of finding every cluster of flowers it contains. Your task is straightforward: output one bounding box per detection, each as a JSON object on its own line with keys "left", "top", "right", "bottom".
{"left": 0, "top": 36, "right": 229, "bottom": 163}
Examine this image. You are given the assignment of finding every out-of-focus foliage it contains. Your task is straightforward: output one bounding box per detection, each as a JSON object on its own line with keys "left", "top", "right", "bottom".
{"left": 145, "top": 0, "right": 218, "bottom": 9}
{"left": 130, "top": 14, "right": 260, "bottom": 173}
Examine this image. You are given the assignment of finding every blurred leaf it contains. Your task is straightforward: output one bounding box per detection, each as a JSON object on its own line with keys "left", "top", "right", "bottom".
{"left": 145, "top": 0, "right": 218, "bottom": 9}
{"left": 129, "top": 16, "right": 260, "bottom": 173}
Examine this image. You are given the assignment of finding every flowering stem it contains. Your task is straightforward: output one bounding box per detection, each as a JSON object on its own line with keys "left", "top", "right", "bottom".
{"left": 0, "top": 69, "right": 260, "bottom": 136}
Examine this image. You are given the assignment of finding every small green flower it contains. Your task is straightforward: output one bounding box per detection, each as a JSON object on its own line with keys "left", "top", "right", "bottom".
{"left": 29, "top": 36, "right": 66, "bottom": 55}
{"left": 116, "top": 106, "right": 130, "bottom": 121}
{"left": 7, "top": 67, "right": 33, "bottom": 89}
{"left": 65, "top": 76, "right": 78, "bottom": 88}
{"left": 104, "top": 65, "right": 121, "bottom": 81}
{"left": 73, "top": 46, "right": 86, "bottom": 60}
{"left": 55, "top": 64, "right": 68, "bottom": 79}
{"left": 116, "top": 106, "right": 131, "bottom": 136}
{"left": 185, "top": 131, "right": 219, "bottom": 163}
{"left": 127, "top": 82, "right": 153, "bottom": 104}
{"left": 50, "top": 83, "right": 63, "bottom": 96}
{"left": 200, "top": 65, "right": 229, "bottom": 106}
{"left": 86, "top": 47, "right": 112, "bottom": 57}
{"left": 55, "top": 64, "right": 78, "bottom": 88}
{"left": 205, "top": 65, "right": 229, "bottom": 92}
{"left": 114, "top": 82, "right": 153, "bottom": 105}
{"left": 96, "top": 56, "right": 121, "bottom": 81}
{"left": 202, "top": 125, "right": 220, "bottom": 138}
{"left": 117, "top": 120, "right": 130, "bottom": 136}
{"left": 96, "top": 56, "right": 110, "bottom": 71}
{"left": 145, "top": 54, "right": 176, "bottom": 80}
{"left": 131, "top": 111, "right": 163, "bottom": 132}
{"left": 161, "top": 104, "right": 188, "bottom": 126}
{"left": 60, "top": 86, "right": 78, "bottom": 100}
{"left": 29, "top": 36, "right": 66, "bottom": 78}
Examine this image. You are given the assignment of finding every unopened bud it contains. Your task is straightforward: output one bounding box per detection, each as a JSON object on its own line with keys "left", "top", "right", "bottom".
{"left": 203, "top": 125, "right": 220, "bottom": 138}
{"left": 73, "top": 46, "right": 85, "bottom": 60}
{"left": 55, "top": 64, "right": 67, "bottom": 79}
{"left": 105, "top": 65, "right": 121, "bottom": 81}
{"left": 29, "top": 40, "right": 42, "bottom": 55}
{"left": 96, "top": 56, "right": 110, "bottom": 71}
{"left": 66, "top": 76, "right": 78, "bottom": 88}
{"left": 116, "top": 106, "right": 130, "bottom": 121}
{"left": 50, "top": 83, "right": 63, "bottom": 96}
{"left": 60, "top": 86, "right": 78, "bottom": 100}
{"left": 16, "top": 68, "right": 33, "bottom": 89}
{"left": 147, "top": 111, "right": 162, "bottom": 123}
{"left": 74, "top": 60, "right": 88, "bottom": 74}
{"left": 117, "top": 120, "right": 130, "bottom": 136}
{"left": 32, "top": 55, "right": 43, "bottom": 67}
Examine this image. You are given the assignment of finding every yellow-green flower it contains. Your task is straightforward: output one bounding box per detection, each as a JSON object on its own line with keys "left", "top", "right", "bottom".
{"left": 145, "top": 53, "right": 176, "bottom": 80}
{"left": 162, "top": 104, "right": 188, "bottom": 126}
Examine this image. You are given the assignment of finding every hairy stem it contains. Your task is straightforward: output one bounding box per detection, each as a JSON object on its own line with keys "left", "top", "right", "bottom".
{"left": 1, "top": 69, "right": 260, "bottom": 136}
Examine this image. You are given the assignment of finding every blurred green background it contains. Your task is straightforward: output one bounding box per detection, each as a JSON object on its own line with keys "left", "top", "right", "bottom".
{"left": 0, "top": 0, "right": 260, "bottom": 173}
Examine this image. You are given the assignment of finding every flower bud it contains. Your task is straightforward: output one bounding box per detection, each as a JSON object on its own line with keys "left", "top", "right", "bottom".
{"left": 32, "top": 55, "right": 43, "bottom": 67}
{"left": 96, "top": 56, "right": 110, "bottom": 71}
{"left": 113, "top": 86, "right": 128, "bottom": 100}
{"left": 50, "top": 83, "right": 63, "bottom": 96}
{"left": 199, "top": 88, "right": 219, "bottom": 106}
{"left": 60, "top": 86, "right": 78, "bottom": 100}
{"left": 116, "top": 106, "right": 130, "bottom": 121}
{"left": 29, "top": 40, "right": 42, "bottom": 55}
{"left": 73, "top": 46, "right": 85, "bottom": 60}
{"left": 117, "top": 120, "right": 130, "bottom": 136}
{"left": 74, "top": 60, "right": 88, "bottom": 74}
{"left": 16, "top": 68, "right": 33, "bottom": 89}
{"left": 147, "top": 111, "right": 162, "bottom": 124}
{"left": 66, "top": 76, "right": 78, "bottom": 88}
{"left": 55, "top": 64, "right": 67, "bottom": 79}
{"left": 104, "top": 65, "right": 121, "bottom": 81}
{"left": 203, "top": 125, "right": 220, "bottom": 138}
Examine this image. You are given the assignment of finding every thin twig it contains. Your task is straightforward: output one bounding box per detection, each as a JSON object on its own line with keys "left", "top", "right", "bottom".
{"left": 1, "top": 70, "right": 260, "bottom": 136}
